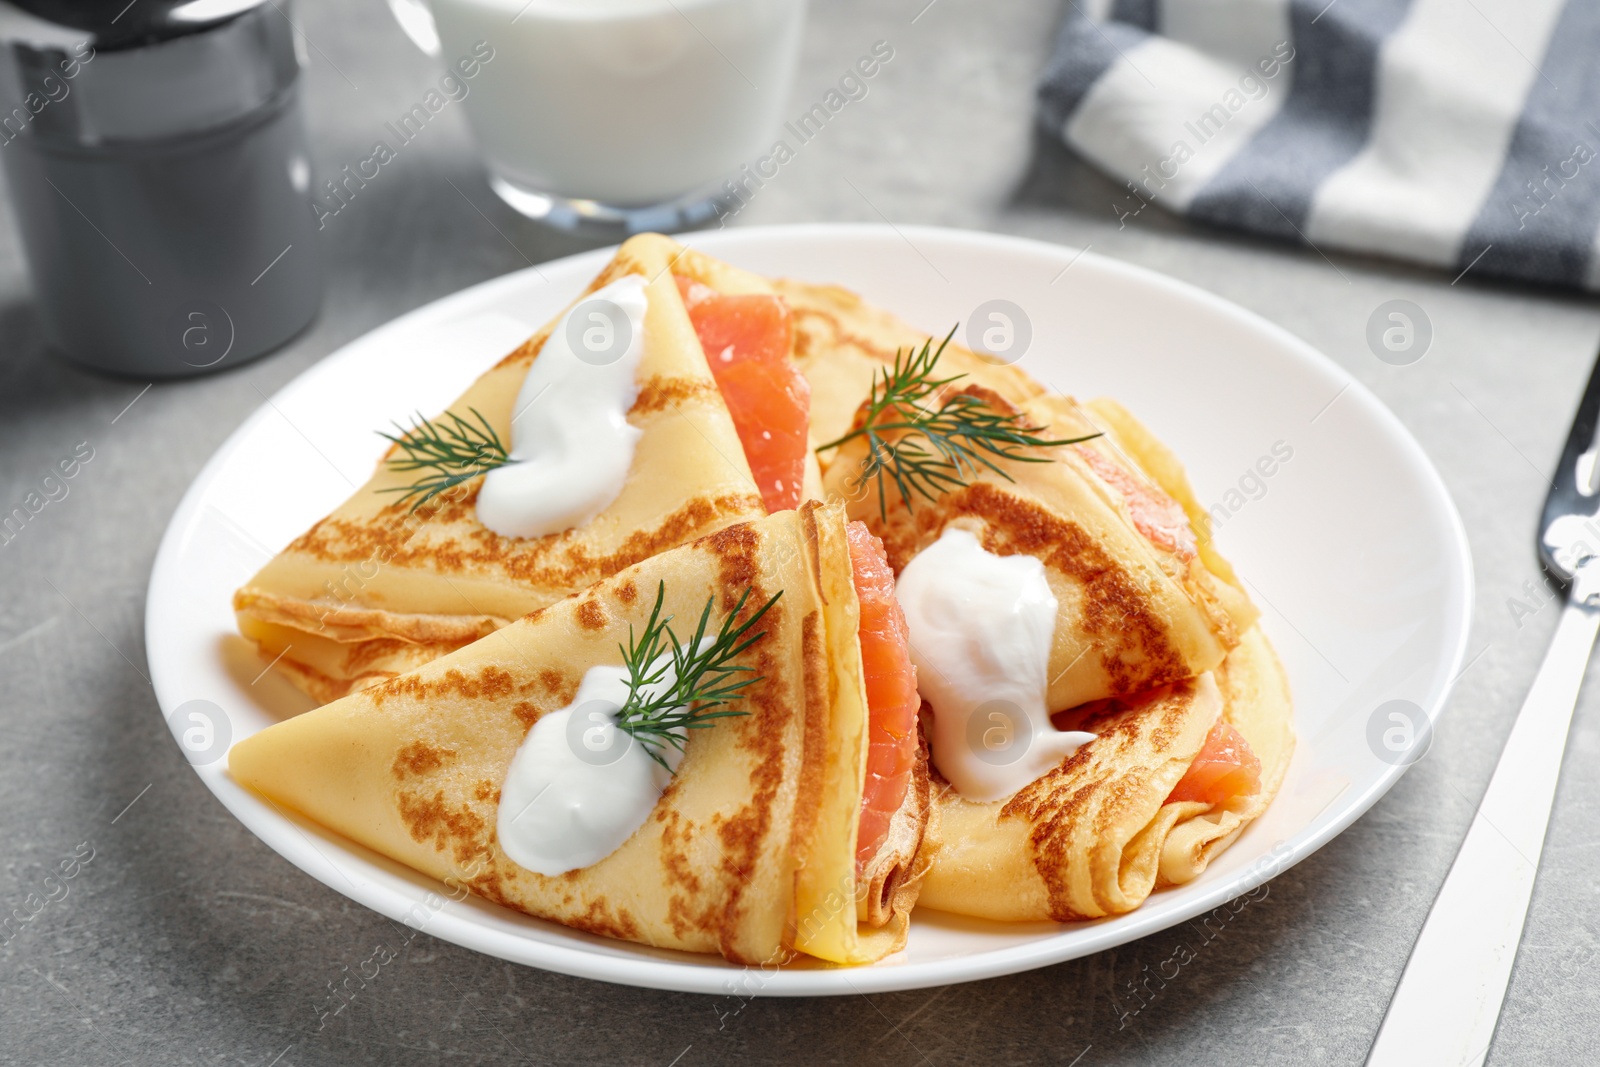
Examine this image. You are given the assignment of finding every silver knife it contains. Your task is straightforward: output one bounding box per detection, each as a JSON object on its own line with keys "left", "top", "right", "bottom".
{"left": 1367, "top": 354, "right": 1600, "bottom": 1066}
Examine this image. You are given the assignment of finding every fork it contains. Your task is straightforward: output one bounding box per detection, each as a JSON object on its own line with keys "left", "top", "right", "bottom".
{"left": 1366, "top": 352, "right": 1600, "bottom": 1065}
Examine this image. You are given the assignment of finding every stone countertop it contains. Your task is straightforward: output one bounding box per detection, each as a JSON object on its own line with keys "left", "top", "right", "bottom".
{"left": 2, "top": 1, "right": 1598, "bottom": 1064}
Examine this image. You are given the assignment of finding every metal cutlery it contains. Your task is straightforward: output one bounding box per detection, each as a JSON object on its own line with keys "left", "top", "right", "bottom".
{"left": 1367, "top": 351, "right": 1600, "bottom": 1065}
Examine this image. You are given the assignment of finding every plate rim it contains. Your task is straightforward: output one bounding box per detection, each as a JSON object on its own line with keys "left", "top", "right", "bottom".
{"left": 146, "top": 222, "right": 1474, "bottom": 996}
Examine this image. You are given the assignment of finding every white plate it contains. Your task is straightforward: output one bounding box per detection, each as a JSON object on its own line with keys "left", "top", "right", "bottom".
{"left": 147, "top": 224, "right": 1473, "bottom": 996}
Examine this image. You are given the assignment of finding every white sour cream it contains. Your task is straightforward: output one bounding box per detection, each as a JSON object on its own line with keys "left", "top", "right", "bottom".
{"left": 476, "top": 274, "right": 649, "bottom": 539}
{"left": 496, "top": 658, "right": 685, "bottom": 876}
{"left": 895, "top": 528, "right": 1094, "bottom": 802}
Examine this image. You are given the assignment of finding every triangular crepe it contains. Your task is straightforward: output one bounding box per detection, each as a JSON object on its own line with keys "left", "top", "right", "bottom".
{"left": 235, "top": 235, "right": 785, "bottom": 703}
{"left": 782, "top": 272, "right": 1249, "bottom": 709}
{"left": 230, "top": 502, "right": 936, "bottom": 965}
{"left": 918, "top": 624, "right": 1293, "bottom": 920}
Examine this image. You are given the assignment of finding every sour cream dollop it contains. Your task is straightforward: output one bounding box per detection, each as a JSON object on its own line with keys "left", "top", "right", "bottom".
{"left": 496, "top": 652, "right": 688, "bottom": 876}
{"left": 895, "top": 527, "right": 1094, "bottom": 802}
{"left": 476, "top": 274, "right": 649, "bottom": 539}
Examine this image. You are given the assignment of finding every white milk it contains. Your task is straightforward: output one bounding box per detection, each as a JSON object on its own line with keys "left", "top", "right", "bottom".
{"left": 430, "top": 0, "right": 806, "bottom": 206}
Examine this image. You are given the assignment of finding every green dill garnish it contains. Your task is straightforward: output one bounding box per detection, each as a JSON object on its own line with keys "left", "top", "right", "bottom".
{"left": 616, "top": 582, "right": 781, "bottom": 771}
{"left": 377, "top": 408, "right": 514, "bottom": 512}
{"left": 814, "top": 326, "right": 1099, "bottom": 517}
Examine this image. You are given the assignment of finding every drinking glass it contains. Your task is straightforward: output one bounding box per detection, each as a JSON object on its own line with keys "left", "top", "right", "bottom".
{"left": 384, "top": 0, "right": 806, "bottom": 233}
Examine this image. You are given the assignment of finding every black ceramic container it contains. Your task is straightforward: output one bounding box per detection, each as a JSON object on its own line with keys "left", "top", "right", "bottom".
{"left": 0, "top": 0, "right": 323, "bottom": 377}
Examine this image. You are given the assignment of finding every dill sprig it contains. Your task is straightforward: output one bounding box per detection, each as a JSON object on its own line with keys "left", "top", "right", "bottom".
{"left": 815, "top": 327, "right": 1100, "bottom": 517}
{"left": 616, "top": 581, "right": 781, "bottom": 771}
{"left": 377, "top": 408, "right": 515, "bottom": 512}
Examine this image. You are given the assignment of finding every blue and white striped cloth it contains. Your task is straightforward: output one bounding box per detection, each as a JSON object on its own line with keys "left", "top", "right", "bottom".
{"left": 1039, "top": 0, "right": 1600, "bottom": 289}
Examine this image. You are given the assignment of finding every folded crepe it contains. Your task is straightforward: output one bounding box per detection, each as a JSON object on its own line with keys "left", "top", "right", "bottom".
{"left": 785, "top": 272, "right": 1252, "bottom": 709}
{"left": 903, "top": 405, "right": 1297, "bottom": 919}
{"left": 783, "top": 277, "right": 1292, "bottom": 918}
{"left": 918, "top": 624, "right": 1292, "bottom": 921}
{"left": 235, "top": 235, "right": 798, "bottom": 704}
{"left": 778, "top": 277, "right": 1050, "bottom": 451}
{"left": 229, "top": 502, "right": 937, "bottom": 965}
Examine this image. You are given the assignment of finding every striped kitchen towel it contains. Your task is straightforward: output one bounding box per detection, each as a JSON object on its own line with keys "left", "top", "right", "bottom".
{"left": 1038, "top": 0, "right": 1600, "bottom": 289}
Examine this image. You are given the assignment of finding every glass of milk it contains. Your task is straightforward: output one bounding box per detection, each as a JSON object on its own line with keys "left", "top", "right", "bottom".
{"left": 385, "top": 0, "right": 806, "bottom": 232}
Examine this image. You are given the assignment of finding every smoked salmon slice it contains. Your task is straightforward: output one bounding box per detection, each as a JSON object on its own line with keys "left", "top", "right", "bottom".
{"left": 1077, "top": 444, "right": 1197, "bottom": 559}
{"left": 845, "top": 520, "right": 920, "bottom": 872}
{"left": 677, "top": 276, "right": 810, "bottom": 513}
{"left": 1167, "top": 720, "right": 1261, "bottom": 807}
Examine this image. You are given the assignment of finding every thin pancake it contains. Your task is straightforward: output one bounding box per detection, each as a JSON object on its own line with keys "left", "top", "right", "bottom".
{"left": 821, "top": 385, "right": 1240, "bottom": 709}
{"left": 917, "top": 625, "right": 1292, "bottom": 921}
{"left": 1157, "top": 625, "right": 1293, "bottom": 884}
{"left": 1076, "top": 396, "right": 1258, "bottom": 636}
{"left": 785, "top": 278, "right": 1245, "bottom": 707}
{"left": 229, "top": 502, "right": 931, "bottom": 965}
{"left": 778, "top": 277, "right": 1047, "bottom": 452}
{"left": 782, "top": 276, "right": 1292, "bottom": 920}
{"left": 235, "top": 235, "right": 775, "bottom": 703}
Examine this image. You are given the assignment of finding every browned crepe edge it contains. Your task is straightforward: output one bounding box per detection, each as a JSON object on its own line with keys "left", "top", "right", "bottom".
{"left": 1155, "top": 626, "right": 1295, "bottom": 886}
{"left": 1082, "top": 396, "right": 1259, "bottom": 636}
{"left": 919, "top": 628, "right": 1291, "bottom": 922}
{"left": 858, "top": 724, "right": 939, "bottom": 932}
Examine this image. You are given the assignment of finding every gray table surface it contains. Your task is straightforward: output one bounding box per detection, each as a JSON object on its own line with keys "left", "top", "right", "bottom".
{"left": 4, "top": 1, "right": 1599, "bottom": 1064}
